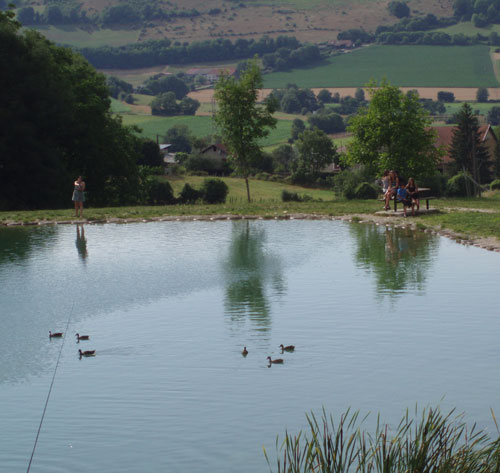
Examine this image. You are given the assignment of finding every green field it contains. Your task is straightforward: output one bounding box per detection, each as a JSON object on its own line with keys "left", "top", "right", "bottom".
{"left": 118, "top": 111, "right": 292, "bottom": 146}
{"left": 434, "top": 21, "right": 500, "bottom": 36}
{"left": 263, "top": 45, "right": 499, "bottom": 88}
{"left": 33, "top": 26, "right": 140, "bottom": 47}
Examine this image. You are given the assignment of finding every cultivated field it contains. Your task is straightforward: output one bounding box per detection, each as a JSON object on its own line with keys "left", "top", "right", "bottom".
{"left": 262, "top": 45, "right": 499, "bottom": 88}
{"left": 29, "top": 0, "right": 454, "bottom": 46}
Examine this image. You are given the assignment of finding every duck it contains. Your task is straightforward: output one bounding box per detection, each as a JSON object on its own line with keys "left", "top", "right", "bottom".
{"left": 267, "top": 356, "right": 284, "bottom": 364}
{"left": 79, "top": 349, "right": 96, "bottom": 358}
{"left": 49, "top": 331, "right": 63, "bottom": 338}
{"left": 242, "top": 346, "right": 249, "bottom": 356}
{"left": 75, "top": 333, "right": 90, "bottom": 341}
{"left": 280, "top": 344, "right": 295, "bottom": 352}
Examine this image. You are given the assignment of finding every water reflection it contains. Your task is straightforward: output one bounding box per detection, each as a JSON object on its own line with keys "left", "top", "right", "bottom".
{"left": 223, "top": 221, "right": 285, "bottom": 332}
{"left": 0, "top": 226, "right": 58, "bottom": 265}
{"left": 75, "top": 224, "right": 88, "bottom": 261}
{"left": 350, "top": 224, "right": 439, "bottom": 298}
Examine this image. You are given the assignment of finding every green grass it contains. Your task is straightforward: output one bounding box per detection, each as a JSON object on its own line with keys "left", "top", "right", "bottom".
{"left": 263, "top": 45, "right": 499, "bottom": 88}
{"left": 433, "top": 21, "right": 500, "bottom": 36}
{"left": 33, "top": 26, "right": 140, "bottom": 47}
{"left": 444, "top": 101, "right": 499, "bottom": 115}
{"left": 110, "top": 98, "right": 133, "bottom": 113}
{"left": 117, "top": 109, "right": 291, "bottom": 146}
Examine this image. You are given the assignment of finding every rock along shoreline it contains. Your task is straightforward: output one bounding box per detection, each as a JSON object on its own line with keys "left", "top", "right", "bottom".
{"left": 1, "top": 213, "right": 500, "bottom": 253}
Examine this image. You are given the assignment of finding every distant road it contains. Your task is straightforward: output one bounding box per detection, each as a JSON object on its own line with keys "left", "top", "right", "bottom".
{"left": 189, "top": 87, "right": 500, "bottom": 103}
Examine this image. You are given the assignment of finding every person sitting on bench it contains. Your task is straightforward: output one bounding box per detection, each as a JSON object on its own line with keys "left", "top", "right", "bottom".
{"left": 405, "top": 177, "right": 420, "bottom": 214}
{"left": 396, "top": 181, "right": 412, "bottom": 217}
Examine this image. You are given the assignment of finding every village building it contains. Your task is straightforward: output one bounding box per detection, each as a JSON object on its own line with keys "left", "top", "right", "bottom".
{"left": 185, "top": 68, "right": 236, "bottom": 84}
{"left": 432, "top": 125, "right": 498, "bottom": 174}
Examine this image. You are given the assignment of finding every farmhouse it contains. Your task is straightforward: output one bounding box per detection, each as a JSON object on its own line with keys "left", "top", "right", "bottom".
{"left": 159, "top": 144, "right": 177, "bottom": 174}
{"left": 185, "top": 68, "right": 236, "bottom": 84}
{"left": 201, "top": 143, "right": 230, "bottom": 161}
{"left": 432, "top": 125, "right": 498, "bottom": 173}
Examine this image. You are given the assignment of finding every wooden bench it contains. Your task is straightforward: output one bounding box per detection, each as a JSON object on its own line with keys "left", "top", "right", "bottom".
{"left": 381, "top": 188, "right": 436, "bottom": 212}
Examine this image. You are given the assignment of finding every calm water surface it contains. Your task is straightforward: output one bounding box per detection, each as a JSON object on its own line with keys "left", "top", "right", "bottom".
{"left": 0, "top": 220, "right": 499, "bottom": 473}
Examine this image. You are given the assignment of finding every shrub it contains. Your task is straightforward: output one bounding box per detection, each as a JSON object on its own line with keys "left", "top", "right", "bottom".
{"left": 354, "top": 182, "right": 378, "bottom": 199}
{"left": 491, "top": 179, "right": 500, "bottom": 190}
{"left": 255, "top": 172, "right": 271, "bottom": 181}
{"left": 446, "top": 172, "right": 475, "bottom": 196}
{"left": 332, "top": 167, "right": 375, "bottom": 199}
{"left": 178, "top": 183, "right": 202, "bottom": 204}
{"left": 281, "top": 189, "right": 301, "bottom": 202}
{"left": 201, "top": 178, "right": 229, "bottom": 204}
{"left": 147, "top": 180, "right": 175, "bottom": 205}
{"left": 417, "top": 173, "right": 446, "bottom": 197}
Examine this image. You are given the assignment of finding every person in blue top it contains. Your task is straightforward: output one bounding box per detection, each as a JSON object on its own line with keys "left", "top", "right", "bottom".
{"left": 396, "top": 180, "right": 412, "bottom": 217}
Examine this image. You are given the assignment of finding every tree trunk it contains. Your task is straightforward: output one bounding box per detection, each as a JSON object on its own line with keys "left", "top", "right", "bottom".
{"left": 245, "top": 176, "right": 251, "bottom": 203}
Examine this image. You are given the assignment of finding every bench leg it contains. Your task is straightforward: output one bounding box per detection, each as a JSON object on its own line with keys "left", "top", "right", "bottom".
{"left": 394, "top": 199, "right": 397, "bottom": 211}
{"left": 426, "top": 199, "right": 429, "bottom": 210}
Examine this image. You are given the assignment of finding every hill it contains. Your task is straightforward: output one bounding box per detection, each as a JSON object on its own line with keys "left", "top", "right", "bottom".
{"left": 21, "top": 0, "right": 454, "bottom": 47}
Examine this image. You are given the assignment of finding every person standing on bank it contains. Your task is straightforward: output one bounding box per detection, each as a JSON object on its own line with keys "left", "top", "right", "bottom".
{"left": 72, "top": 176, "right": 85, "bottom": 218}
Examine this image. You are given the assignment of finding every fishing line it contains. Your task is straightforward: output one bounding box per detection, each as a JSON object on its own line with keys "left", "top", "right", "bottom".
{"left": 26, "top": 300, "right": 75, "bottom": 473}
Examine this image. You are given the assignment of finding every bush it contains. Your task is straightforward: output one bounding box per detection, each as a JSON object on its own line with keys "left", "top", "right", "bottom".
{"left": 417, "top": 173, "right": 446, "bottom": 197}
{"left": 490, "top": 179, "right": 500, "bottom": 190}
{"left": 354, "top": 182, "right": 379, "bottom": 199}
{"left": 281, "top": 189, "right": 302, "bottom": 202}
{"left": 201, "top": 178, "right": 229, "bottom": 204}
{"left": 446, "top": 172, "right": 475, "bottom": 196}
{"left": 332, "top": 167, "right": 376, "bottom": 199}
{"left": 147, "top": 180, "right": 175, "bottom": 205}
{"left": 255, "top": 172, "right": 271, "bottom": 181}
{"left": 178, "top": 183, "right": 202, "bottom": 204}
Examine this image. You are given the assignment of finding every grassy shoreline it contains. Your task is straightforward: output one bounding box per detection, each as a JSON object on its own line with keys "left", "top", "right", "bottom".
{"left": 1, "top": 198, "right": 499, "bottom": 250}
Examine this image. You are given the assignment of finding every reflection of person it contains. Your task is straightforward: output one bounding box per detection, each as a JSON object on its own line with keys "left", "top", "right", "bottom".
{"left": 76, "top": 224, "right": 88, "bottom": 260}
{"left": 381, "top": 170, "right": 390, "bottom": 207}
{"left": 72, "top": 176, "right": 85, "bottom": 218}
{"left": 384, "top": 170, "right": 399, "bottom": 210}
{"left": 406, "top": 177, "right": 420, "bottom": 215}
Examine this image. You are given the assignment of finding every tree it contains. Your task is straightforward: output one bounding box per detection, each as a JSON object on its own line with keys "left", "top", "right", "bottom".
{"left": 355, "top": 87, "right": 366, "bottom": 102}
{"left": 295, "top": 128, "right": 338, "bottom": 174}
{"left": 317, "top": 89, "right": 333, "bottom": 103}
{"left": 151, "top": 92, "right": 178, "bottom": 116}
{"left": 347, "top": 81, "right": 442, "bottom": 179}
{"left": 272, "top": 144, "right": 296, "bottom": 172}
{"left": 214, "top": 59, "right": 277, "bottom": 202}
{"left": 476, "top": 87, "right": 489, "bottom": 102}
{"left": 449, "top": 103, "right": 490, "bottom": 194}
{"left": 388, "top": 1, "right": 410, "bottom": 18}
{"left": 437, "top": 91, "right": 455, "bottom": 102}
{"left": 0, "top": 10, "right": 141, "bottom": 209}
{"left": 164, "top": 124, "right": 193, "bottom": 153}
{"left": 291, "top": 118, "right": 306, "bottom": 141}
{"left": 308, "top": 111, "right": 345, "bottom": 134}
{"left": 488, "top": 106, "right": 500, "bottom": 125}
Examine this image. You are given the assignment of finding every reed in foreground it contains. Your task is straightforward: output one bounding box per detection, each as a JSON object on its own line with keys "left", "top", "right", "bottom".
{"left": 264, "top": 407, "right": 500, "bottom": 473}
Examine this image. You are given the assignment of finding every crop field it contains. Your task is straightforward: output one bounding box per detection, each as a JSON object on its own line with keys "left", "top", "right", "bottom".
{"left": 433, "top": 22, "right": 500, "bottom": 36}
{"left": 34, "top": 26, "right": 139, "bottom": 47}
{"left": 117, "top": 111, "right": 292, "bottom": 146}
{"left": 263, "top": 45, "right": 499, "bottom": 88}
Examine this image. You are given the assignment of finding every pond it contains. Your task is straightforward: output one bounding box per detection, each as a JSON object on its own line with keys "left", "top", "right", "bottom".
{"left": 1, "top": 220, "right": 499, "bottom": 473}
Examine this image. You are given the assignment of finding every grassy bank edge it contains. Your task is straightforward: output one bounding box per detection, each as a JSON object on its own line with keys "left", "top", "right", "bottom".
{"left": 1, "top": 200, "right": 499, "bottom": 252}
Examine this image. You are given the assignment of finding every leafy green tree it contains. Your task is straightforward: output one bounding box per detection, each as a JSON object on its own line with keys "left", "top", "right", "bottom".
{"left": 347, "top": 81, "right": 442, "bottom": 179}
{"left": 308, "top": 111, "right": 345, "bottom": 134}
{"left": 137, "top": 139, "right": 163, "bottom": 167}
{"left": 178, "top": 96, "right": 200, "bottom": 115}
{"left": 164, "top": 124, "right": 193, "bottom": 153}
{"left": 271, "top": 144, "right": 296, "bottom": 172}
{"left": 388, "top": 1, "right": 410, "bottom": 18}
{"left": 214, "top": 59, "right": 277, "bottom": 202}
{"left": 291, "top": 118, "right": 305, "bottom": 140}
{"left": 355, "top": 87, "right": 366, "bottom": 102}
{"left": 437, "top": 91, "right": 455, "bottom": 102}
{"left": 295, "top": 128, "right": 337, "bottom": 174}
{"left": 317, "top": 89, "right": 333, "bottom": 103}
{"left": 0, "top": 10, "right": 140, "bottom": 209}
{"left": 151, "top": 92, "right": 179, "bottom": 116}
{"left": 487, "top": 106, "right": 500, "bottom": 125}
{"left": 476, "top": 87, "right": 489, "bottom": 102}
{"left": 449, "top": 103, "right": 490, "bottom": 193}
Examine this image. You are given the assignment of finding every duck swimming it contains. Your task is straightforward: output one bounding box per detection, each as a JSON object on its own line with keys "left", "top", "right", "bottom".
{"left": 75, "top": 333, "right": 90, "bottom": 341}
{"left": 267, "top": 356, "right": 284, "bottom": 364}
{"left": 79, "top": 349, "right": 96, "bottom": 358}
{"left": 49, "top": 331, "right": 63, "bottom": 338}
{"left": 242, "top": 347, "right": 248, "bottom": 356}
{"left": 279, "top": 344, "right": 295, "bottom": 352}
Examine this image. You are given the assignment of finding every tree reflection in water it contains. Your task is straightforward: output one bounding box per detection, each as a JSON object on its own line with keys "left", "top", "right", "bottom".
{"left": 224, "top": 221, "right": 285, "bottom": 332}
{"left": 350, "top": 223, "right": 439, "bottom": 298}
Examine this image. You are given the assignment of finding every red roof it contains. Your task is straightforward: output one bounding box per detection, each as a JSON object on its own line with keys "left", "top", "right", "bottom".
{"left": 431, "top": 125, "right": 494, "bottom": 165}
